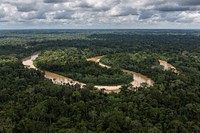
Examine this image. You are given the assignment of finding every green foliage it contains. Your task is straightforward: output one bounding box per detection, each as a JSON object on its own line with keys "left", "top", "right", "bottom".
{"left": 0, "top": 55, "right": 18, "bottom": 65}
{"left": 0, "top": 30, "right": 200, "bottom": 132}
{"left": 35, "top": 48, "right": 133, "bottom": 85}
{"left": 101, "top": 52, "right": 165, "bottom": 82}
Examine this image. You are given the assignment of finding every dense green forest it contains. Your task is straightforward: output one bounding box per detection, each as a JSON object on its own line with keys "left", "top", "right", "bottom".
{"left": 34, "top": 48, "right": 132, "bottom": 85}
{"left": 101, "top": 53, "right": 162, "bottom": 81}
{"left": 0, "top": 30, "right": 200, "bottom": 133}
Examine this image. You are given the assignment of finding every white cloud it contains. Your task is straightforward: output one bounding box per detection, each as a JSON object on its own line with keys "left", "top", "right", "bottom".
{"left": 107, "top": 5, "right": 138, "bottom": 17}
{"left": 178, "top": 11, "right": 200, "bottom": 23}
{"left": 0, "top": 4, "right": 18, "bottom": 20}
{"left": 85, "top": 0, "right": 120, "bottom": 10}
{"left": 0, "top": 0, "right": 200, "bottom": 29}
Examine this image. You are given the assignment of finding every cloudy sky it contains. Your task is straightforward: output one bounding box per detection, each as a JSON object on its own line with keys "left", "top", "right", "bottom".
{"left": 0, "top": 0, "right": 200, "bottom": 29}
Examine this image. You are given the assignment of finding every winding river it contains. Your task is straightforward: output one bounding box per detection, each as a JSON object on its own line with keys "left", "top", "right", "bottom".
{"left": 22, "top": 52, "right": 86, "bottom": 88}
{"left": 86, "top": 56, "right": 155, "bottom": 91}
{"left": 22, "top": 52, "right": 155, "bottom": 93}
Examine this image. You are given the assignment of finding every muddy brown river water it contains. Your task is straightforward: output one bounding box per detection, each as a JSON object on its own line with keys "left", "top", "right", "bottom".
{"left": 23, "top": 52, "right": 156, "bottom": 93}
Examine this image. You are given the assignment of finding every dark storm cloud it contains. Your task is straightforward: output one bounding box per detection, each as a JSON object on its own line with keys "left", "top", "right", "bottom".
{"left": 178, "top": 0, "right": 200, "bottom": 6}
{"left": 145, "top": 1, "right": 167, "bottom": 6}
{"left": 146, "top": 0, "right": 200, "bottom": 10}
{"left": 75, "top": 2, "right": 92, "bottom": 9}
{"left": 118, "top": 7, "right": 138, "bottom": 16}
{"left": 139, "top": 10, "right": 156, "bottom": 20}
{"left": 159, "top": 12, "right": 180, "bottom": 22}
{"left": 155, "top": 5, "right": 190, "bottom": 12}
{"left": 35, "top": 12, "right": 47, "bottom": 19}
{"left": 43, "top": 0, "right": 68, "bottom": 3}
{"left": 54, "top": 11, "right": 73, "bottom": 19}
{"left": 16, "top": 5, "right": 37, "bottom": 12}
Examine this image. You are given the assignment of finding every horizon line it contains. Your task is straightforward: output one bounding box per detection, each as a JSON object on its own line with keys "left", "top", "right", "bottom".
{"left": 1, "top": 28, "right": 200, "bottom": 30}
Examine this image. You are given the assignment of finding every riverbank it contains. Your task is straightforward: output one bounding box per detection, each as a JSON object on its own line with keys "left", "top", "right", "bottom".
{"left": 159, "top": 60, "right": 179, "bottom": 74}
{"left": 23, "top": 52, "right": 156, "bottom": 93}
